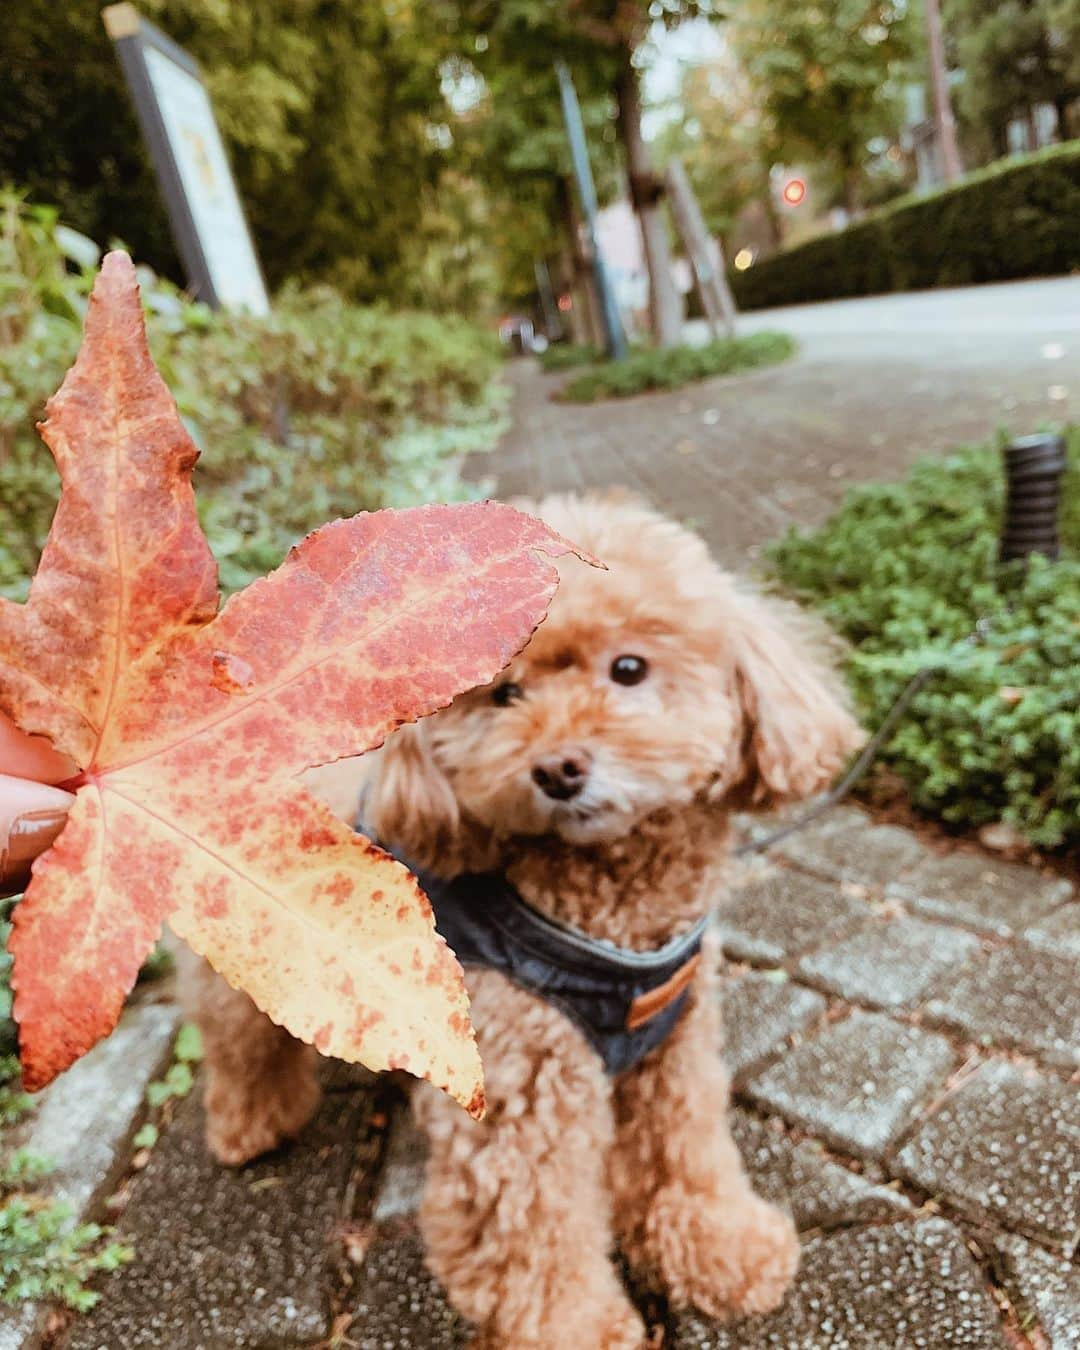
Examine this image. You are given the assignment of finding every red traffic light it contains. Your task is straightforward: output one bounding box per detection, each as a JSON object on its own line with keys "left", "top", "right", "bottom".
{"left": 781, "top": 178, "right": 806, "bottom": 206}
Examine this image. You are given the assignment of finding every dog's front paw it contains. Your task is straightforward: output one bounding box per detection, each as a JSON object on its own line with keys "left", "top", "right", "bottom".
{"left": 652, "top": 1189, "right": 800, "bottom": 1320}
{"left": 203, "top": 1073, "right": 321, "bottom": 1166}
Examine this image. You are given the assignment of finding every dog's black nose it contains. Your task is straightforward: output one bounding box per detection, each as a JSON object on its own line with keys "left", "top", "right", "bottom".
{"left": 531, "top": 749, "right": 591, "bottom": 801}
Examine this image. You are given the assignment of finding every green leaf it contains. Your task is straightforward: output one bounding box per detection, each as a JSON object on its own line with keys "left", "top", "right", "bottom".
{"left": 173, "top": 1023, "right": 204, "bottom": 1064}
{"left": 131, "top": 1124, "right": 159, "bottom": 1150}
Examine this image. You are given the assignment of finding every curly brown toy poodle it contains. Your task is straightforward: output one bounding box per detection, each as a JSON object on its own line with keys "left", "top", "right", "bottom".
{"left": 183, "top": 492, "right": 862, "bottom": 1350}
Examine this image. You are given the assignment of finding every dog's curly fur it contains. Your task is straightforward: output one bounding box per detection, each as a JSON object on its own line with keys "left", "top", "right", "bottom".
{"left": 183, "top": 492, "right": 862, "bottom": 1348}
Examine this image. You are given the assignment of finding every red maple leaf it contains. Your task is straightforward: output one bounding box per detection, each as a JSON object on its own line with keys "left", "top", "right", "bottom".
{"left": 0, "top": 253, "right": 583, "bottom": 1112}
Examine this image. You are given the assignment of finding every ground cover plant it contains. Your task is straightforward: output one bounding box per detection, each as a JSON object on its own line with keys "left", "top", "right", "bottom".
{"left": 537, "top": 342, "right": 603, "bottom": 373}
{"left": 557, "top": 331, "right": 795, "bottom": 402}
{"left": 0, "top": 194, "right": 505, "bottom": 601}
{"left": 767, "top": 429, "right": 1080, "bottom": 847}
{"left": 0, "top": 1094, "right": 132, "bottom": 1311}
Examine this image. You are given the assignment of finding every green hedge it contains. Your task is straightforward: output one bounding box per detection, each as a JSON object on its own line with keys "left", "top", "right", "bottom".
{"left": 557, "top": 333, "right": 796, "bottom": 402}
{"left": 538, "top": 342, "right": 603, "bottom": 373}
{"left": 0, "top": 193, "right": 505, "bottom": 600}
{"left": 733, "top": 143, "right": 1080, "bottom": 310}
{"left": 767, "top": 430, "right": 1080, "bottom": 847}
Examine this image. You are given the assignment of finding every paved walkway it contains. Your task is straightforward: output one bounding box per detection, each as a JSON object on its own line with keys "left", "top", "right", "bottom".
{"left": 32, "top": 808, "right": 1075, "bottom": 1350}
{"left": 487, "top": 277, "right": 1078, "bottom": 566}
{"left": 5, "top": 326, "right": 1079, "bottom": 1348}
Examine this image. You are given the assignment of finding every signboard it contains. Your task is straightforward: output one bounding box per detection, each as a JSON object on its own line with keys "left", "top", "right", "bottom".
{"left": 103, "top": 4, "right": 270, "bottom": 314}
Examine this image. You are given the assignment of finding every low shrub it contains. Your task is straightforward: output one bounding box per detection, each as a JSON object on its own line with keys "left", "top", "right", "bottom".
{"left": 0, "top": 193, "right": 505, "bottom": 599}
{"left": 538, "top": 342, "right": 603, "bottom": 373}
{"left": 733, "top": 143, "right": 1080, "bottom": 310}
{"left": 558, "top": 332, "right": 795, "bottom": 402}
{"left": 0, "top": 1060, "right": 132, "bottom": 1310}
{"left": 766, "top": 429, "right": 1080, "bottom": 847}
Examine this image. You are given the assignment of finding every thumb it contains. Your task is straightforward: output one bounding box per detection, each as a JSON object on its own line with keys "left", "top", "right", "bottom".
{"left": 0, "top": 776, "right": 75, "bottom": 896}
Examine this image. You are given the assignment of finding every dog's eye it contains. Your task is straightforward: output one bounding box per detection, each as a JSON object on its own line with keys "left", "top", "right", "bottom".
{"left": 492, "top": 681, "right": 524, "bottom": 707}
{"left": 610, "top": 655, "right": 648, "bottom": 686}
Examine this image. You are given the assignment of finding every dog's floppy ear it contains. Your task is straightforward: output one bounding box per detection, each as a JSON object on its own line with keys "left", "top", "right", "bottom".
{"left": 727, "top": 592, "right": 863, "bottom": 810}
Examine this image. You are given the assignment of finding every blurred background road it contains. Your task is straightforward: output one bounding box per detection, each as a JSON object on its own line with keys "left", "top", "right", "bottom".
{"left": 490, "top": 278, "right": 1079, "bottom": 565}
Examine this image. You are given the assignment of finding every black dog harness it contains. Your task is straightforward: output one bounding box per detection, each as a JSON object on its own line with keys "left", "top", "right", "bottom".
{"left": 415, "top": 868, "right": 708, "bottom": 1075}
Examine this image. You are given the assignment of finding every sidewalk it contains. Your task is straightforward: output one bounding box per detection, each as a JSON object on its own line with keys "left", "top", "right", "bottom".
{"left": 485, "top": 318, "right": 1071, "bottom": 567}
{"left": 343, "top": 808, "right": 1080, "bottom": 1350}
{"left": 7, "top": 355, "right": 1079, "bottom": 1348}
{"left": 48, "top": 806, "right": 1077, "bottom": 1350}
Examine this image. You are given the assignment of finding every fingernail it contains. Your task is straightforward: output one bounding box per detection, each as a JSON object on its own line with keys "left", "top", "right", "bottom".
{"left": 1, "top": 810, "right": 68, "bottom": 891}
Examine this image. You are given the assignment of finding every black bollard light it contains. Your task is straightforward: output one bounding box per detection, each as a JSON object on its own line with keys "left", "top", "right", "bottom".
{"left": 999, "top": 433, "right": 1067, "bottom": 563}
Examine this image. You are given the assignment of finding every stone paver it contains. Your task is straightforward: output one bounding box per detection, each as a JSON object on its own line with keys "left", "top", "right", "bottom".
{"left": 347, "top": 1222, "right": 470, "bottom": 1350}
{"left": 0, "top": 1310, "right": 36, "bottom": 1350}
{"left": 924, "top": 943, "right": 1080, "bottom": 1068}
{"left": 347, "top": 1103, "right": 911, "bottom": 1348}
{"left": 895, "top": 1060, "right": 1080, "bottom": 1255}
{"left": 730, "top": 1110, "right": 910, "bottom": 1232}
{"left": 345, "top": 1109, "right": 470, "bottom": 1348}
{"left": 776, "top": 812, "right": 929, "bottom": 888}
{"left": 721, "top": 973, "right": 825, "bottom": 1080}
{"left": 63, "top": 1078, "right": 379, "bottom": 1350}
{"left": 990, "top": 1233, "right": 1080, "bottom": 1350}
{"left": 716, "top": 869, "right": 870, "bottom": 965}
{"left": 371, "top": 1107, "right": 427, "bottom": 1223}
{"left": 795, "top": 915, "right": 981, "bottom": 1009}
{"left": 672, "top": 1217, "right": 1007, "bottom": 1349}
{"left": 889, "top": 853, "right": 1073, "bottom": 937}
{"left": 744, "top": 1010, "right": 955, "bottom": 1158}
{"left": 1024, "top": 901, "right": 1080, "bottom": 959}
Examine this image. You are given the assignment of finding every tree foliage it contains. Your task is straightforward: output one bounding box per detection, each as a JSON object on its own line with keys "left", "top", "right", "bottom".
{"left": 0, "top": 0, "right": 456, "bottom": 303}
{"left": 733, "top": 0, "right": 913, "bottom": 213}
{"left": 434, "top": 4, "right": 626, "bottom": 309}
{"left": 439, "top": 1, "right": 716, "bottom": 334}
{"left": 653, "top": 50, "right": 782, "bottom": 249}
{"left": 944, "top": 0, "right": 1079, "bottom": 145}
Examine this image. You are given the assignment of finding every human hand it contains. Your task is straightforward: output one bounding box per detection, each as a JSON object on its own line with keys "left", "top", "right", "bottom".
{"left": 0, "top": 713, "right": 75, "bottom": 897}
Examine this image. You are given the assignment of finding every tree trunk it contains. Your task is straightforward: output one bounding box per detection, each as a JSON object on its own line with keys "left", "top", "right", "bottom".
{"left": 615, "top": 55, "right": 682, "bottom": 348}
{"left": 559, "top": 178, "right": 605, "bottom": 347}
{"left": 924, "top": 0, "right": 963, "bottom": 182}
{"left": 762, "top": 192, "right": 784, "bottom": 252}
{"left": 992, "top": 120, "right": 1009, "bottom": 159}
{"left": 842, "top": 166, "right": 861, "bottom": 218}
{"left": 558, "top": 249, "right": 590, "bottom": 346}
{"left": 1026, "top": 105, "right": 1041, "bottom": 151}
